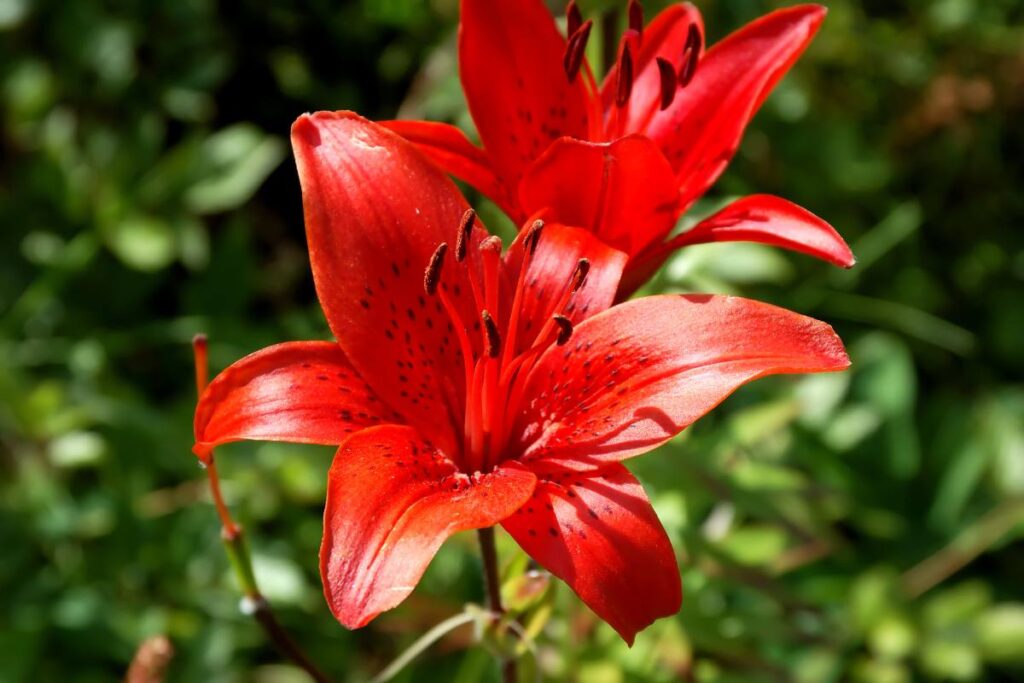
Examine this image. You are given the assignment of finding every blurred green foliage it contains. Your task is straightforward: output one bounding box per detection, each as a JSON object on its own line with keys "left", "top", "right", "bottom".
{"left": 1, "top": 0, "right": 1022, "bottom": 681}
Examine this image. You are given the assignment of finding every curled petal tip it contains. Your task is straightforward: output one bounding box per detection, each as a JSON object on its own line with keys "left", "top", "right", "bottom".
{"left": 291, "top": 114, "right": 322, "bottom": 147}
{"left": 797, "top": 3, "right": 829, "bottom": 28}
{"left": 821, "top": 327, "right": 852, "bottom": 370}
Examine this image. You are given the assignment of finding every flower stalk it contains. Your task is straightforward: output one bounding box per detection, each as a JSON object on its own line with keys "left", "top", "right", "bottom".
{"left": 192, "top": 334, "right": 332, "bottom": 683}
{"left": 478, "top": 528, "right": 517, "bottom": 683}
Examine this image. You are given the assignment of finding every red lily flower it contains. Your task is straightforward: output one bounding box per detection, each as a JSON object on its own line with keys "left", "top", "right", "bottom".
{"left": 193, "top": 111, "right": 849, "bottom": 643}
{"left": 384, "top": 0, "right": 854, "bottom": 295}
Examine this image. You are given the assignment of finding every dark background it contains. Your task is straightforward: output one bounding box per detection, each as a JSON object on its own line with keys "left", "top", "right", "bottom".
{"left": 1, "top": 0, "right": 1022, "bottom": 681}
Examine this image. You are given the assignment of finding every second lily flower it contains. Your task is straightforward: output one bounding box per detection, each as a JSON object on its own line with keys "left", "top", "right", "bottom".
{"left": 385, "top": 0, "right": 854, "bottom": 295}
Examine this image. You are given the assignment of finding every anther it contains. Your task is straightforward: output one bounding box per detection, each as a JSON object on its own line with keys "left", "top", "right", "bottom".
{"left": 570, "top": 258, "right": 591, "bottom": 292}
{"left": 455, "top": 209, "right": 475, "bottom": 262}
{"left": 424, "top": 242, "right": 448, "bottom": 295}
{"left": 563, "top": 19, "right": 593, "bottom": 83}
{"left": 615, "top": 44, "right": 634, "bottom": 107}
{"left": 481, "top": 310, "right": 501, "bottom": 358}
{"left": 566, "top": 0, "right": 582, "bottom": 38}
{"left": 524, "top": 219, "right": 544, "bottom": 255}
{"left": 678, "top": 24, "right": 700, "bottom": 87}
{"left": 553, "top": 315, "right": 574, "bottom": 346}
{"left": 656, "top": 57, "right": 676, "bottom": 110}
{"left": 628, "top": 0, "right": 644, "bottom": 40}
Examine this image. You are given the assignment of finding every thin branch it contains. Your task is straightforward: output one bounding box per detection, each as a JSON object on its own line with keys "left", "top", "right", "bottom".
{"left": 902, "top": 497, "right": 1024, "bottom": 598}
{"left": 125, "top": 635, "right": 174, "bottom": 683}
{"left": 192, "top": 334, "right": 332, "bottom": 683}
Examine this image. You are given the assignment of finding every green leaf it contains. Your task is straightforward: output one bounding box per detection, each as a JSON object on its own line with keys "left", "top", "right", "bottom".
{"left": 923, "top": 581, "right": 992, "bottom": 631}
{"left": 184, "top": 125, "right": 286, "bottom": 214}
{"left": 717, "top": 525, "right": 788, "bottom": 566}
{"left": 106, "top": 214, "right": 176, "bottom": 271}
{"left": 918, "top": 639, "right": 980, "bottom": 681}
{"left": 975, "top": 604, "right": 1024, "bottom": 665}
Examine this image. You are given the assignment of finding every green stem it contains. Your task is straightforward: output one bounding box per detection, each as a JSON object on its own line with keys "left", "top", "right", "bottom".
{"left": 206, "top": 463, "right": 333, "bottom": 683}
{"left": 370, "top": 612, "right": 477, "bottom": 683}
{"left": 478, "top": 528, "right": 516, "bottom": 683}
{"left": 193, "top": 336, "right": 331, "bottom": 683}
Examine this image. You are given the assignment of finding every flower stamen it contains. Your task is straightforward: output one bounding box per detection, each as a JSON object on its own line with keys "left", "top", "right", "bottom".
{"left": 615, "top": 43, "right": 634, "bottom": 108}
{"left": 503, "top": 219, "right": 544, "bottom": 370}
{"left": 481, "top": 310, "right": 501, "bottom": 358}
{"left": 656, "top": 57, "right": 676, "bottom": 110}
{"left": 566, "top": 0, "right": 582, "bottom": 38}
{"left": 678, "top": 24, "right": 700, "bottom": 87}
{"left": 563, "top": 19, "right": 593, "bottom": 83}
{"left": 553, "top": 315, "right": 574, "bottom": 346}
{"left": 424, "top": 242, "right": 448, "bottom": 295}
{"left": 628, "top": 0, "right": 644, "bottom": 41}
{"left": 455, "top": 209, "right": 475, "bottom": 262}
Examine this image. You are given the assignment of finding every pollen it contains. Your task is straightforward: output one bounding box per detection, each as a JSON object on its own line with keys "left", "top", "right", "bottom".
{"left": 424, "top": 242, "right": 448, "bottom": 295}
{"left": 571, "top": 258, "right": 591, "bottom": 292}
{"left": 481, "top": 310, "right": 501, "bottom": 358}
{"left": 524, "top": 219, "right": 545, "bottom": 255}
{"left": 553, "top": 315, "right": 574, "bottom": 346}
{"left": 455, "top": 208, "right": 476, "bottom": 262}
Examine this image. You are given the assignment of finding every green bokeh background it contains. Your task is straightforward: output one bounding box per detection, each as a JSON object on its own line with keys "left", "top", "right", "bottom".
{"left": 2, "top": 0, "right": 1022, "bottom": 681}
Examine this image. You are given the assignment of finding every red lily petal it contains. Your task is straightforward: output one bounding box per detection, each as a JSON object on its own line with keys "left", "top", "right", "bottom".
{"left": 673, "top": 194, "right": 855, "bottom": 267}
{"left": 460, "top": 0, "right": 591, "bottom": 209}
{"left": 504, "top": 223, "right": 627, "bottom": 356}
{"left": 320, "top": 425, "right": 535, "bottom": 628}
{"left": 380, "top": 119, "right": 519, "bottom": 219}
{"left": 503, "top": 463, "right": 680, "bottom": 645}
{"left": 601, "top": 2, "right": 705, "bottom": 132}
{"left": 513, "top": 294, "right": 849, "bottom": 468}
{"left": 647, "top": 5, "right": 827, "bottom": 207}
{"left": 519, "top": 135, "right": 680, "bottom": 258}
{"left": 620, "top": 193, "right": 854, "bottom": 296}
{"left": 193, "top": 341, "right": 388, "bottom": 453}
{"left": 292, "top": 111, "right": 488, "bottom": 455}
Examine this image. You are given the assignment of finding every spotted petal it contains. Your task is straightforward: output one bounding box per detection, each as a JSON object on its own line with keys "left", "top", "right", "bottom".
{"left": 513, "top": 294, "right": 849, "bottom": 469}
{"left": 193, "top": 342, "right": 389, "bottom": 455}
{"left": 321, "top": 425, "right": 535, "bottom": 628}
{"left": 519, "top": 136, "right": 680, "bottom": 259}
{"left": 292, "top": 112, "right": 491, "bottom": 455}
{"left": 647, "top": 5, "right": 827, "bottom": 208}
{"left": 503, "top": 463, "right": 680, "bottom": 645}
{"left": 380, "top": 119, "right": 519, "bottom": 219}
{"left": 459, "top": 0, "right": 592, "bottom": 210}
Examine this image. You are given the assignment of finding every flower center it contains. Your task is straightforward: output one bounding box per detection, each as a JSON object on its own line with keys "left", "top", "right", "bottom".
{"left": 423, "top": 212, "right": 588, "bottom": 473}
